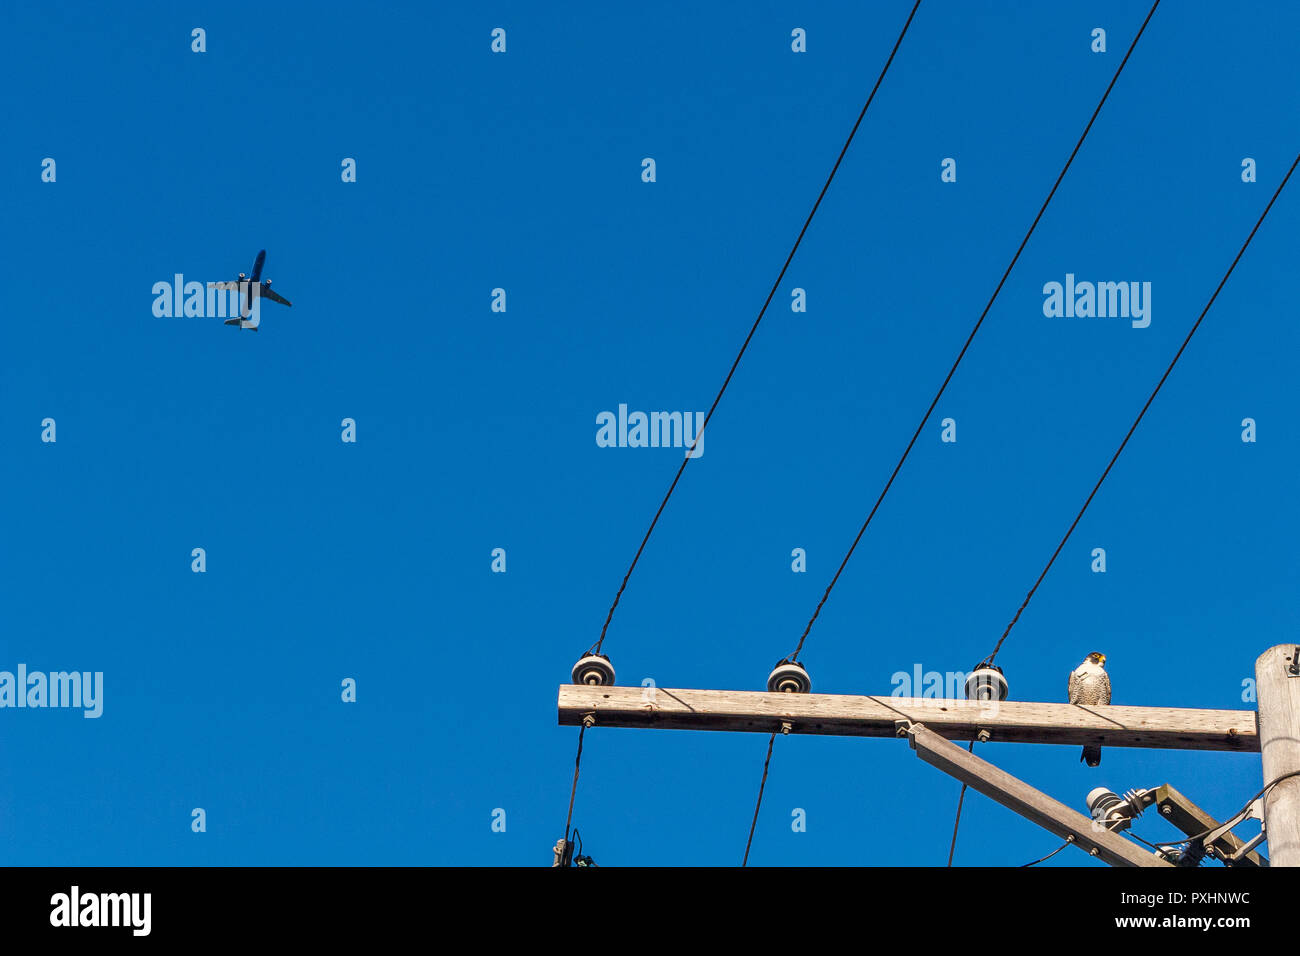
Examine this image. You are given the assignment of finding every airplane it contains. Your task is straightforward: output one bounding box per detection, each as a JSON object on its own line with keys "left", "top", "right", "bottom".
{"left": 210, "top": 250, "right": 292, "bottom": 331}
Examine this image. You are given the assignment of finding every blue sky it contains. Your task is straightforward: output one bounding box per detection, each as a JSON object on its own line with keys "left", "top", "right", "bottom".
{"left": 2, "top": 0, "right": 1295, "bottom": 866}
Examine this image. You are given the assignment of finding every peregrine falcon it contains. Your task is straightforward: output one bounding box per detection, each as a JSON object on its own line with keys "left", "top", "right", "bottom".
{"left": 1068, "top": 652, "right": 1110, "bottom": 767}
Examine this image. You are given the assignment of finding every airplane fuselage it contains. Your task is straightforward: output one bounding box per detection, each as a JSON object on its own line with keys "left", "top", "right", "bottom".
{"left": 222, "top": 250, "right": 291, "bottom": 330}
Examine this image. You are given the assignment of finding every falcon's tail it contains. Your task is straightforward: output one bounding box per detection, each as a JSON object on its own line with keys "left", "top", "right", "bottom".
{"left": 1081, "top": 745, "right": 1102, "bottom": 767}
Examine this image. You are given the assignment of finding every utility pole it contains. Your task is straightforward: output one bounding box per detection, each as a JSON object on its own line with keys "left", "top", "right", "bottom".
{"left": 1256, "top": 644, "right": 1300, "bottom": 866}
{"left": 902, "top": 722, "right": 1170, "bottom": 866}
{"left": 559, "top": 668, "right": 1278, "bottom": 865}
{"left": 558, "top": 685, "right": 1257, "bottom": 752}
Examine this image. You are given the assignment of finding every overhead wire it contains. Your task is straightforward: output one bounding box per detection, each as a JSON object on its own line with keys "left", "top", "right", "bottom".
{"left": 567, "top": 0, "right": 926, "bottom": 862}
{"left": 945, "top": 742, "right": 976, "bottom": 865}
{"left": 588, "top": 0, "right": 925, "bottom": 659}
{"left": 984, "top": 145, "right": 1300, "bottom": 666}
{"left": 789, "top": 0, "right": 1162, "bottom": 663}
{"left": 558, "top": 723, "right": 586, "bottom": 867}
{"left": 1020, "top": 837, "right": 1073, "bottom": 867}
{"left": 955, "top": 143, "right": 1300, "bottom": 867}
{"left": 729, "top": 0, "right": 929, "bottom": 863}
{"left": 551, "top": 0, "right": 927, "bottom": 865}
{"left": 741, "top": 733, "right": 777, "bottom": 866}
{"left": 1157, "top": 768, "right": 1300, "bottom": 849}
{"left": 746, "top": 0, "right": 1161, "bottom": 864}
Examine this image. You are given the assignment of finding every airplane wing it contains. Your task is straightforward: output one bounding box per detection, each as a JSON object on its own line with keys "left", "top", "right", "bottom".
{"left": 207, "top": 281, "right": 241, "bottom": 290}
{"left": 260, "top": 285, "right": 292, "bottom": 307}
{"left": 250, "top": 250, "right": 266, "bottom": 283}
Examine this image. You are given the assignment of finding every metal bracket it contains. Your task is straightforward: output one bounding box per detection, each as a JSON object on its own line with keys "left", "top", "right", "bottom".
{"left": 1288, "top": 645, "right": 1300, "bottom": 677}
{"left": 1202, "top": 797, "right": 1264, "bottom": 851}
{"left": 1225, "top": 823, "right": 1267, "bottom": 864}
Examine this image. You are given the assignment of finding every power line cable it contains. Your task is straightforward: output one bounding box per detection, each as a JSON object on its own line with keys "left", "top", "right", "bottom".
{"left": 749, "top": 0, "right": 1160, "bottom": 865}
{"left": 985, "top": 145, "right": 1300, "bottom": 666}
{"left": 557, "top": 723, "right": 586, "bottom": 866}
{"left": 1157, "top": 768, "right": 1300, "bottom": 849}
{"left": 789, "top": 0, "right": 1161, "bottom": 662}
{"left": 588, "top": 0, "right": 925, "bottom": 658}
{"left": 1128, "top": 831, "right": 1169, "bottom": 853}
{"left": 954, "top": 147, "right": 1300, "bottom": 867}
{"left": 741, "top": 732, "right": 777, "bottom": 866}
{"left": 568, "top": 0, "right": 924, "bottom": 864}
{"left": 772, "top": 1, "right": 1161, "bottom": 866}
{"left": 945, "top": 742, "right": 976, "bottom": 865}
{"left": 1020, "top": 836, "right": 1073, "bottom": 867}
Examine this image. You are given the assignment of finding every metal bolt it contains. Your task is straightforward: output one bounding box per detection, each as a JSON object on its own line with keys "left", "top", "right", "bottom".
{"left": 1161, "top": 805, "right": 1172, "bottom": 816}
{"left": 780, "top": 721, "right": 793, "bottom": 736}
{"left": 582, "top": 713, "right": 596, "bottom": 729}
{"left": 976, "top": 729, "right": 991, "bottom": 743}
